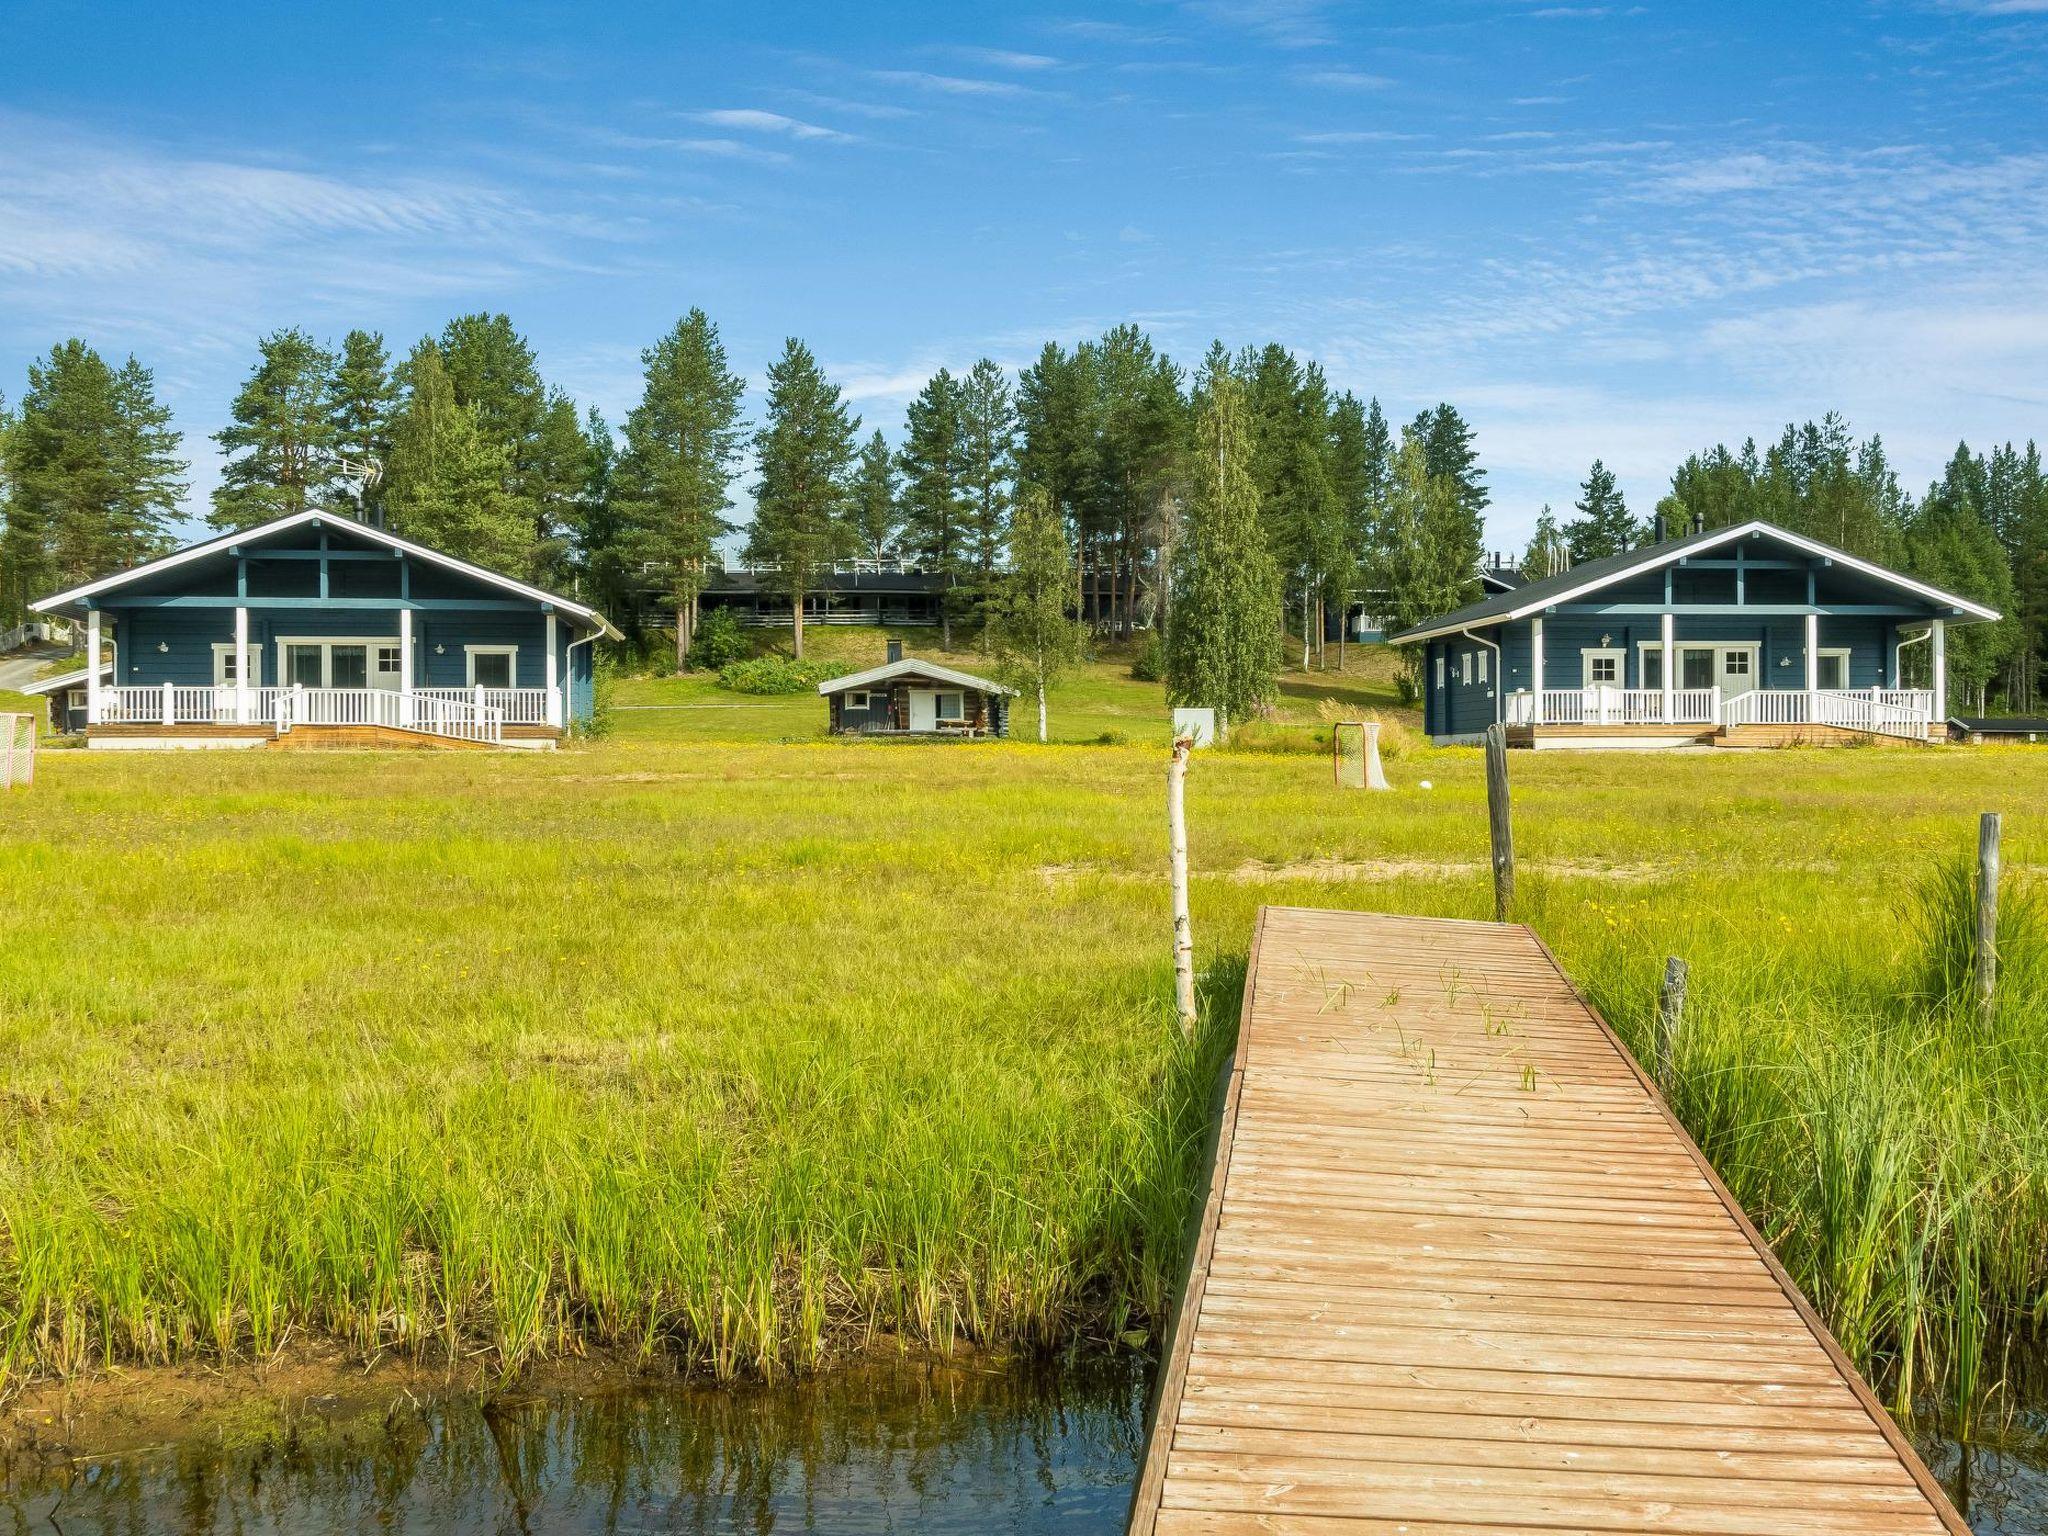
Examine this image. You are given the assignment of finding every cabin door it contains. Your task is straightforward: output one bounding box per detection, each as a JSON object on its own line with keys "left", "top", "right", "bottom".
{"left": 907, "top": 689, "right": 938, "bottom": 732}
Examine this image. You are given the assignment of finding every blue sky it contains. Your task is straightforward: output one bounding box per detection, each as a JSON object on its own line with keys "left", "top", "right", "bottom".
{"left": 3, "top": 0, "right": 2045, "bottom": 552}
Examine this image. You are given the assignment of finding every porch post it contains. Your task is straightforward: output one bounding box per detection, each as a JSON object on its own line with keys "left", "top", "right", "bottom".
{"left": 1804, "top": 611, "right": 1819, "bottom": 721}
{"left": 85, "top": 609, "right": 102, "bottom": 724}
{"left": 1932, "top": 619, "right": 1947, "bottom": 720}
{"left": 234, "top": 605, "right": 250, "bottom": 723}
{"left": 544, "top": 612, "right": 561, "bottom": 727}
{"left": 1530, "top": 616, "right": 1545, "bottom": 724}
{"left": 399, "top": 607, "right": 414, "bottom": 729}
{"left": 1660, "top": 610, "right": 1674, "bottom": 723}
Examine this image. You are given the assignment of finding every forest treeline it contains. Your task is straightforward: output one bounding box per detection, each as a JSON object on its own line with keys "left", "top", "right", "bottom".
{"left": 0, "top": 314, "right": 2040, "bottom": 709}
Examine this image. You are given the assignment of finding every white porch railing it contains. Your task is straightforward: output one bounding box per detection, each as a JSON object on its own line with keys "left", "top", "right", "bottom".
{"left": 1506, "top": 686, "right": 1936, "bottom": 740}
{"left": 1506, "top": 687, "right": 1718, "bottom": 726}
{"left": 1720, "top": 688, "right": 1934, "bottom": 740}
{"left": 96, "top": 684, "right": 504, "bottom": 744}
{"left": 412, "top": 686, "right": 553, "bottom": 725}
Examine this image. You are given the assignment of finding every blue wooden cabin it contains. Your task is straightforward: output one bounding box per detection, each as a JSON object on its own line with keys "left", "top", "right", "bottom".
{"left": 1391, "top": 518, "right": 1999, "bottom": 748}
{"left": 32, "top": 511, "right": 618, "bottom": 749}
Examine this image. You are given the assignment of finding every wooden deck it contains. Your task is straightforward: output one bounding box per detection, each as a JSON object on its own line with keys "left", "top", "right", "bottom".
{"left": 1128, "top": 907, "right": 1965, "bottom": 1536}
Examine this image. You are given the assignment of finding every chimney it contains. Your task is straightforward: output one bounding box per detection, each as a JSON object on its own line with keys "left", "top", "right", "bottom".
{"left": 1692, "top": 511, "right": 1705, "bottom": 535}
{"left": 1652, "top": 513, "right": 1666, "bottom": 543}
{"left": 886, "top": 638, "right": 903, "bottom": 664}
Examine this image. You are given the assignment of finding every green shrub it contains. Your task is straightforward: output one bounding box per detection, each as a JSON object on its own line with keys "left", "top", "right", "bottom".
{"left": 686, "top": 607, "right": 751, "bottom": 672}
{"left": 1129, "top": 632, "right": 1166, "bottom": 683}
{"left": 718, "top": 656, "right": 850, "bottom": 695}
{"left": 583, "top": 656, "right": 619, "bottom": 739}
{"left": 1394, "top": 670, "right": 1420, "bottom": 706}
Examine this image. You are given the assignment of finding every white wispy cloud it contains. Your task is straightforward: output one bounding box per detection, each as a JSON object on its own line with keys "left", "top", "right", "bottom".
{"left": 1180, "top": 0, "right": 1336, "bottom": 48}
{"left": 1299, "top": 67, "right": 1395, "bottom": 89}
{"left": 943, "top": 46, "right": 1064, "bottom": 71}
{"left": 869, "top": 69, "right": 1037, "bottom": 98}
{"left": 685, "top": 109, "right": 857, "bottom": 143}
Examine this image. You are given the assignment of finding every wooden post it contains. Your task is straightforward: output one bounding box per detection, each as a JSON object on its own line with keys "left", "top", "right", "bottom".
{"left": 1169, "top": 735, "right": 1198, "bottom": 1038}
{"left": 1655, "top": 956, "right": 1688, "bottom": 1088}
{"left": 1977, "top": 812, "right": 2000, "bottom": 1024}
{"left": 1484, "top": 722, "right": 1514, "bottom": 922}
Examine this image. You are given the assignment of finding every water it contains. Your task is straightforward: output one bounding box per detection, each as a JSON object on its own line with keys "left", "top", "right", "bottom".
{"left": 6, "top": 1357, "right": 2045, "bottom": 1535}
{"left": 0, "top": 1358, "right": 1147, "bottom": 1535}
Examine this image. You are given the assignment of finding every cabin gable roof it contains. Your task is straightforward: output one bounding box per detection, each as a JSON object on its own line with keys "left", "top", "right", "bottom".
{"left": 818, "top": 658, "right": 1016, "bottom": 696}
{"left": 1389, "top": 519, "right": 2000, "bottom": 645}
{"left": 31, "top": 510, "right": 622, "bottom": 639}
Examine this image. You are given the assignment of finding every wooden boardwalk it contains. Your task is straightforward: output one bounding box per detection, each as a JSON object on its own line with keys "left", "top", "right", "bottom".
{"left": 1128, "top": 907, "right": 1966, "bottom": 1536}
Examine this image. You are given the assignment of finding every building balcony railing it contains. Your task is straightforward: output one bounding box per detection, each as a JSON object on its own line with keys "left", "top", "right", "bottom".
{"left": 92, "top": 684, "right": 545, "bottom": 743}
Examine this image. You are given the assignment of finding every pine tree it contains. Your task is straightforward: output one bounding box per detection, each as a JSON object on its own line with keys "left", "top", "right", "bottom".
{"left": 612, "top": 310, "right": 747, "bottom": 667}
{"left": 1165, "top": 355, "right": 1280, "bottom": 735}
{"left": 567, "top": 407, "right": 631, "bottom": 630}
{"left": 745, "top": 339, "right": 858, "bottom": 660}
{"left": 850, "top": 431, "right": 899, "bottom": 560}
{"left": 381, "top": 341, "right": 525, "bottom": 574}
{"left": 328, "top": 330, "right": 396, "bottom": 524}
{"left": 1406, "top": 403, "right": 1488, "bottom": 554}
{"left": 898, "top": 368, "right": 968, "bottom": 648}
{"left": 434, "top": 313, "right": 562, "bottom": 569}
{"left": 210, "top": 328, "right": 338, "bottom": 531}
{"left": 4, "top": 341, "right": 186, "bottom": 606}
{"left": 1015, "top": 342, "right": 1103, "bottom": 616}
{"left": 992, "top": 484, "right": 1088, "bottom": 742}
{"left": 1092, "top": 326, "right": 1183, "bottom": 638}
{"left": 530, "top": 389, "right": 592, "bottom": 585}
{"left": 1565, "top": 459, "right": 1637, "bottom": 561}
{"left": 957, "top": 358, "right": 1016, "bottom": 647}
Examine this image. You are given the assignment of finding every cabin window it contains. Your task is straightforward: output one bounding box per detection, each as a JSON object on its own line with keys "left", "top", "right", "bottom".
{"left": 329, "top": 645, "right": 369, "bottom": 689}
{"left": 1476, "top": 651, "right": 1490, "bottom": 685}
{"left": 1724, "top": 650, "right": 1751, "bottom": 678}
{"left": 465, "top": 646, "right": 518, "bottom": 689}
{"left": 67, "top": 690, "right": 86, "bottom": 710}
{"left": 1434, "top": 656, "right": 1445, "bottom": 691}
{"left": 1582, "top": 650, "right": 1623, "bottom": 685}
{"left": 275, "top": 636, "right": 403, "bottom": 690}
{"left": 285, "top": 643, "right": 324, "bottom": 688}
{"left": 936, "top": 692, "right": 964, "bottom": 721}
{"left": 846, "top": 691, "right": 870, "bottom": 710}
{"left": 1640, "top": 645, "right": 1663, "bottom": 690}
{"left": 1682, "top": 648, "right": 1715, "bottom": 690}
{"left": 1815, "top": 649, "right": 1849, "bottom": 690}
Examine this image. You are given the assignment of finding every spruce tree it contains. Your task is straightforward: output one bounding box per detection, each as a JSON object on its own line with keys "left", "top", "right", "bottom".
{"left": 745, "top": 339, "right": 858, "bottom": 660}
{"left": 210, "top": 327, "right": 338, "bottom": 530}
{"left": 1165, "top": 355, "right": 1280, "bottom": 735}
{"left": 851, "top": 430, "right": 899, "bottom": 560}
{"left": 381, "top": 341, "right": 525, "bottom": 574}
{"left": 435, "top": 313, "right": 559, "bottom": 568}
{"left": 328, "top": 330, "right": 396, "bottom": 524}
{"left": 1406, "top": 403, "right": 1488, "bottom": 558}
{"left": 957, "top": 358, "right": 1016, "bottom": 647}
{"left": 5, "top": 341, "right": 185, "bottom": 602}
{"left": 1565, "top": 459, "right": 1638, "bottom": 561}
{"left": 1908, "top": 443, "right": 2016, "bottom": 712}
{"left": 612, "top": 310, "right": 747, "bottom": 667}
{"left": 992, "top": 484, "right": 1088, "bottom": 742}
{"left": 1093, "top": 326, "right": 1182, "bottom": 639}
{"left": 898, "top": 368, "right": 967, "bottom": 647}
{"left": 1015, "top": 342, "right": 1103, "bottom": 616}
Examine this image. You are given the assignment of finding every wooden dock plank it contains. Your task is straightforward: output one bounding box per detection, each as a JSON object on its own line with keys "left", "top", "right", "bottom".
{"left": 1127, "top": 907, "right": 1965, "bottom": 1535}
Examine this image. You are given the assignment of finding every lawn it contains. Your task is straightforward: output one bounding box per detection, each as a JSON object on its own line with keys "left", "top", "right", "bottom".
{"left": 1, "top": 709, "right": 2044, "bottom": 1436}
{"left": 608, "top": 627, "right": 1411, "bottom": 745}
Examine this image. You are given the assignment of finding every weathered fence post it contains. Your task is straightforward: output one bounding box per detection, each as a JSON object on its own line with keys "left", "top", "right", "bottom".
{"left": 1484, "top": 722, "right": 1514, "bottom": 922}
{"left": 1977, "top": 811, "right": 2001, "bottom": 1024}
{"left": 1655, "top": 956, "right": 1688, "bottom": 1089}
{"left": 1168, "top": 734, "right": 1198, "bottom": 1039}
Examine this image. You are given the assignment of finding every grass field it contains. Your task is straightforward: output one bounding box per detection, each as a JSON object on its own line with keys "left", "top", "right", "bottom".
{"left": 2, "top": 666, "right": 2045, "bottom": 1439}
{"left": 608, "top": 626, "right": 1410, "bottom": 746}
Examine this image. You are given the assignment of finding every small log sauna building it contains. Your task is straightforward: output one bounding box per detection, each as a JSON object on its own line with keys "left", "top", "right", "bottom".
{"left": 819, "top": 644, "right": 1013, "bottom": 738}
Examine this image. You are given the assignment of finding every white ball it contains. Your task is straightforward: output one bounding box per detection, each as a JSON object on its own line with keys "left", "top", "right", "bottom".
{"left": 1418, "top": 780, "right": 1433, "bottom": 790}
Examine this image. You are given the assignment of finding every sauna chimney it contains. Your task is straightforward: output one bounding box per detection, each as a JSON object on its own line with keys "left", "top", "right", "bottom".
{"left": 886, "top": 639, "right": 904, "bottom": 664}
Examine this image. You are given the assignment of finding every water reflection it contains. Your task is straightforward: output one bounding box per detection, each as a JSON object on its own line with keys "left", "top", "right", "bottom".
{"left": 1, "top": 1357, "right": 1148, "bottom": 1535}
{"left": 1919, "top": 1405, "right": 2048, "bottom": 1536}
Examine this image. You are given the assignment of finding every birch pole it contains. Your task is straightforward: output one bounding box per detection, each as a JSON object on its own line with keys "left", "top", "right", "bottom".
{"left": 1977, "top": 811, "right": 2000, "bottom": 1025}
{"left": 1169, "top": 734, "right": 1198, "bottom": 1038}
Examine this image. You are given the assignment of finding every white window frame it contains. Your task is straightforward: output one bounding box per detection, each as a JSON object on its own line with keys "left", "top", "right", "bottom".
{"left": 1460, "top": 652, "right": 1473, "bottom": 685}
{"left": 1434, "top": 655, "right": 1445, "bottom": 690}
{"left": 845, "top": 690, "right": 871, "bottom": 710}
{"left": 1639, "top": 641, "right": 1761, "bottom": 691}
{"left": 273, "top": 635, "right": 400, "bottom": 690}
{"left": 464, "top": 645, "right": 520, "bottom": 689}
{"left": 1581, "top": 648, "right": 1624, "bottom": 686}
{"left": 67, "top": 689, "right": 87, "bottom": 710}
{"left": 210, "top": 641, "right": 249, "bottom": 686}
{"left": 1723, "top": 647, "right": 1754, "bottom": 679}
{"left": 1476, "top": 650, "right": 1490, "bottom": 685}
{"left": 935, "top": 690, "right": 965, "bottom": 721}
{"left": 1814, "top": 647, "right": 1851, "bottom": 690}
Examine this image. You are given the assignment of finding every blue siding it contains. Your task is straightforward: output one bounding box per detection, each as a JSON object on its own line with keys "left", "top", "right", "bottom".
{"left": 1425, "top": 629, "right": 1504, "bottom": 739}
